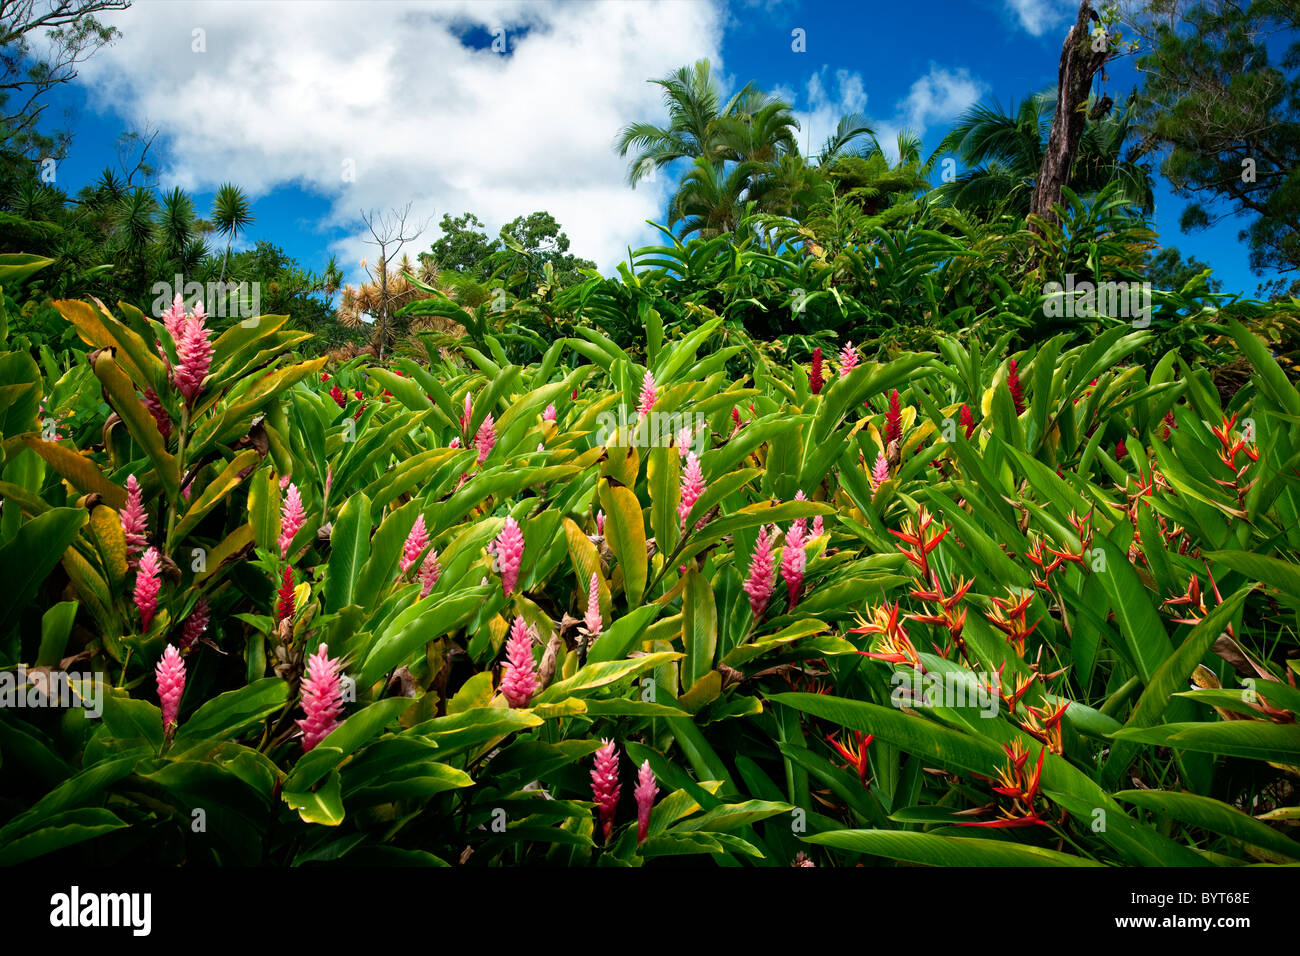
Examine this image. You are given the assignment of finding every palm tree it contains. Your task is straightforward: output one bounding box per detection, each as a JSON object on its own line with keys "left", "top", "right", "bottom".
{"left": 212, "top": 183, "right": 253, "bottom": 281}
{"left": 615, "top": 59, "right": 754, "bottom": 186}
{"left": 157, "top": 186, "right": 196, "bottom": 275}
{"left": 668, "top": 157, "right": 764, "bottom": 239}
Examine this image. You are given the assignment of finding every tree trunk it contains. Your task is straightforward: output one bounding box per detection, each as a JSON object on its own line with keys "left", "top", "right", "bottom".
{"left": 378, "top": 252, "right": 388, "bottom": 362}
{"left": 1028, "top": 0, "right": 1108, "bottom": 233}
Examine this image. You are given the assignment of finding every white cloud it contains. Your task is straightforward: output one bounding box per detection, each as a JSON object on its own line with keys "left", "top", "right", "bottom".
{"left": 1005, "top": 0, "right": 1072, "bottom": 37}
{"left": 75, "top": 0, "right": 726, "bottom": 277}
{"left": 900, "top": 67, "right": 985, "bottom": 132}
{"left": 788, "top": 64, "right": 984, "bottom": 163}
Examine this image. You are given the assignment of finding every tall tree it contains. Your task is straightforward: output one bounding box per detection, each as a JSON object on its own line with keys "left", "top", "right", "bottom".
{"left": 360, "top": 202, "right": 429, "bottom": 361}
{"left": 1128, "top": 0, "right": 1300, "bottom": 284}
{"left": 0, "top": 0, "right": 129, "bottom": 171}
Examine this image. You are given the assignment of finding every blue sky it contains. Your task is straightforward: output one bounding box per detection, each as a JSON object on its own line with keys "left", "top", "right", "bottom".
{"left": 36, "top": 0, "right": 1276, "bottom": 299}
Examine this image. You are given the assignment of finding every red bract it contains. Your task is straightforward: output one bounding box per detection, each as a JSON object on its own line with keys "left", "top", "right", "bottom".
{"left": 885, "top": 389, "right": 902, "bottom": 444}
{"left": 277, "top": 567, "right": 296, "bottom": 623}
{"left": 809, "top": 347, "right": 824, "bottom": 394}
{"left": 1007, "top": 359, "right": 1025, "bottom": 415}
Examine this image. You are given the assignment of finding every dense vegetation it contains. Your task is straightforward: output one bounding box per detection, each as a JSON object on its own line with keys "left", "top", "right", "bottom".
{"left": 1, "top": 0, "right": 1298, "bottom": 868}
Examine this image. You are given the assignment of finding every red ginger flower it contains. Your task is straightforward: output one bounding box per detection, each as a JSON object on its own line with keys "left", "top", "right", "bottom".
{"left": 121, "top": 474, "right": 149, "bottom": 566}
{"left": 495, "top": 516, "right": 524, "bottom": 596}
{"left": 1007, "top": 359, "right": 1025, "bottom": 415}
{"left": 678, "top": 452, "right": 706, "bottom": 530}
{"left": 418, "top": 549, "right": 441, "bottom": 598}
{"left": 135, "top": 547, "right": 162, "bottom": 632}
{"left": 401, "top": 514, "right": 429, "bottom": 576}
{"left": 885, "top": 389, "right": 902, "bottom": 444}
{"left": 279, "top": 483, "right": 306, "bottom": 559}
{"left": 634, "top": 759, "right": 657, "bottom": 845}
{"left": 173, "top": 302, "right": 212, "bottom": 404}
{"left": 155, "top": 644, "right": 186, "bottom": 732}
{"left": 329, "top": 385, "right": 346, "bottom": 408}
{"left": 959, "top": 403, "right": 976, "bottom": 438}
{"left": 297, "top": 643, "right": 344, "bottom": 752}
{"left": 277, "top": 566, "right": 296, "bottom": 623}
{"left": 180, "top": 598, "right": 209, "bottom": 652}
{"left": 809, "top": 347, "right": 824, "bottom": 395}
{"left": 781, "top": 523, "right": 807, "bottom": 609}
{"left": 500, "top": 617, "right": 539, "bottom": 708}
{"left": 584, "top": 572, "right": 603, "bottom": 640}
{"left": 590, "top": 739, "right": 621, "bottom": 842}
{"left": 638, "top": 370, "right": 657, "bottom": 418}
{"left": 744, "top": 525, "right": 776, "bottom": 618}
{"left": 142, "top": 386, "right": 172, "bottom": 439}
{"left": 474, "top": 413, "right": 497, "bottom": 464}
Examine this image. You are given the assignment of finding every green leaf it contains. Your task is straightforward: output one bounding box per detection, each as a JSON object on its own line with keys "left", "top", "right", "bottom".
{"left": 175, "top": 678, "right": 288, "bottom": 744}
{"left": 1116, "top": 790, "right": 1300, "bottom": 862}
{"left": 804, "top": 829, "right": 1103, "bottom": 866}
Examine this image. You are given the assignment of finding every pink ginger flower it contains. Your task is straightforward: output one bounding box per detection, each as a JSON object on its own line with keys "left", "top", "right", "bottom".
{"left": 676, "top": 425, "right": 694, "bottom": 457}
{"left": 543, "top": 403, "right": 556, "bottom": 422}
{"left": 135, "top": 547, "right": 162, "bottom": 632}
{"left": 418, "top": 549, "right": 441, "bottom": 598}
{"left": 812, "top": 514, "right": 824, "bottom": 538}
{"left": 474, "top": 413, "right": 497, "bottom": 464}
{"left": 595, "top": 510, "right": 605, "bottom": 537}
{"left": 1007, "top": 359, "right": 1025, "bottom": 415}
{"left": 142, "top": 386, "right": 172, "bottom": 439}
{"left": 495, "top": 516, "right": 524, "bottom": 596}
{"left": 401, "top": 514, "right": 429, "bottom": 576}
{"left": 500, "top": 617, "right": 540, "bottom": 708}
{"left": 809, "top": 347, "right": 824, "bottom": 395}
{"left": 781, "top": 524, "right": 806, "bottom": 609}
{"left": 638, "top": 370, "right": 657, "bottom": 418}
{"left": 678, "top": 452, "right": 706, "bottom": 530}
{"left": 277, "top": 567, "right": 296, "bottom": 623}
{"left": 180, "top": 598, "right": 209, "bottom": 652}
{"left": 870, "top": 452, "right": 890, "bottom": 491}
{"left": 297, "top": 643, "right": 344, "bottom": 752}
{"left": 160, "top": 294, "right": 187, "bottom": 342}
{"left": 744, "top": 525, "right": 776, "bottom": 619}
{"left": 590, "top": 739, "right": 621, "bottom": 842}
{"left": 155, "top": 644, "right": 186, "bottom": 732}
{"left": 839, "top": 341, "right": 859, "bottom": 375}
{"left": 279, "top": 474, "right": 292, "bottom": 490}
{"left": 121, "top": 474, "right": 149, "bottom": 566}
{"left": 449, "top": 436, "right": 461, "bottom": 449}
{"left": 634, "top": 759, "right": 658, "bottom": 845}
{"left": 279, "top": 483, "right": 305, "bottom": 559}
{"left": 885, "top": 389, "right": 903, "bottom": 445}
{"left": 792, "top": 491, "right": 809, "bottom": 540}
{"left": 172, "top": 302, "right": 212, "bottom": 403}
{"left": 584, "top": 572, "right": 603, "bottom": 640}
{"left": 460, "top": 392, "right": 473, "bottom": 434}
